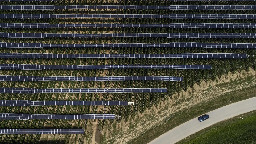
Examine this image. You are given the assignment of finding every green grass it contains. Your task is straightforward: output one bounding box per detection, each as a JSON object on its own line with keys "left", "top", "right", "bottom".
{"left": 179, "top": 110, "right": 256, "bottom": 144}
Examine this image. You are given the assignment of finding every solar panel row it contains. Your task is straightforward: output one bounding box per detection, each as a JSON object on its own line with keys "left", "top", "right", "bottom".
{"left": 0, "top": 129, "right": 85, "bottom": 134}
{"left": 0, "top": 23, "right": 248, "bottom": 29}
{"left": 0, "top": 88, "right": 168, "bottom": 93}
{"left": 0, "top": 100, "right": 131, "bottom": 106}
{"left": 1, "top": 5, "right": 256, "bottom": 10}
{"left": 0, "top": 42, "right": 255, "bottom": 49}
{"left": 0, "top": 113, "right": 117, "bottom": 120}
{"left": 168, "top": 5, "right": 256, "bottom": 10}
{"left": 0, "top": 76, "right": 183, "bottom": 81}
{"left": 164, "top": 33, "right": 256, "bottom": 39}
{"left": 2, "top": 23, "right": 256, "bottom": 29}
{"left": 2, "top": 33, "right": 256, "bottom": 39}
{"left": 0, "top": 53, "right": 247, "bottom": 59}
{"left": 0, "top": 64, "right": 212, "bottom": 70}
{"left": 1, "top": 14, "right": 256, "bottom": 19}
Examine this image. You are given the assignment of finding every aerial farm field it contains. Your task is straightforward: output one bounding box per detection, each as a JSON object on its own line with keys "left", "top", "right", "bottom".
{"left": 0, "top": 0, "right": 255, "bottom": 143}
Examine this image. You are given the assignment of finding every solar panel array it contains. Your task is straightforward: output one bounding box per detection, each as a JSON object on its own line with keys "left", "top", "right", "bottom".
{"left": 0, "top": 53, "right": 247, "bottom": 59}
{"left": 0, "top": 113, "right": 117, "bottom": 120}
{"left": 0, "top": 100, "right": 131, "bottom": 106}
{"left": 0, "top": 88, "right": 168, "bottom": 93}
{"left": 0, "top": 129, "right": 85, "bottom": 134}
{"left": 0, "top": 0, "right": 253, "bottom": 138}
{"left": 0, "top": 64, "right": 212, "bottom": 70}
{"left": 2, "top": 23, "right": 256, "bottom": 29}
{"left": 1, "top": 14, "right": 256, "bottom": 19}
{"left": 2, "top": 33, "right": 256, "bottom": 39}
{"left": 0, "top": 42, "right": 255, "bottom": 49}
{"left": 0, "top": 76, "right": 183, "bottom": 82}
{"left": 1, "top": 5, "right": 256, "bottom": 10}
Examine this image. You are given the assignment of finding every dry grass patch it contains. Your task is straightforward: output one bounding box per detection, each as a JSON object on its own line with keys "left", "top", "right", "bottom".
{"left": 40, "top": 134, "right": 66, "bottom": 141}
{"left": 91, "top": 120, "right": 98, "bottom": 144}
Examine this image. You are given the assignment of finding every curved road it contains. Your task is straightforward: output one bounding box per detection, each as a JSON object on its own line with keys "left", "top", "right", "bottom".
{"left": 149, "top": 97, "right": 256, "bottom": 144}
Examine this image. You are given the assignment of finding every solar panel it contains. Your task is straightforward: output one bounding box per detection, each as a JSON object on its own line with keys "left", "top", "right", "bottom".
{"left": 0, "top": 5, "right": 168, "bottom": 10}
{"left": 0, "top": 129, "right": 84, "bottom": 134}
{"left": 0, "top": 76, "right": 183, "bottom": 82}
{"left": 0, "top": 113, "right": 117, "bottom": 120}
{"left": 1, "top": 14, "right": 256, "bottom": 19}
{"left": 167, "top": 5, "right": 256, "bottom": 10}
{"left": 0, "top": 64, "right": 212, "bottom": 70}
{"left": 0, "top": 53, "right": 247, "bottom": 59}
{"left": 0, "top": 42, "right": 255, "bottom": 49}
{"left": 1, "top": 5, "right": 255, "bottom": 10}
{"left": 0, "top": 100, "right": 132, "bottom": 106}
{"left": 0, "top": 88, "right": 168, "bottom": 93}
{"left": 2, "top": 33, "right": 256, "bottom": 39}
{"left": 2, "top": 23, "right": 256, "bottom": 29}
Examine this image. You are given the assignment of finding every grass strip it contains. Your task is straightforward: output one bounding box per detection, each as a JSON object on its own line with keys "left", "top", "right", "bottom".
{"left": 178, "top": 110, "right": 256, "bottom": 144}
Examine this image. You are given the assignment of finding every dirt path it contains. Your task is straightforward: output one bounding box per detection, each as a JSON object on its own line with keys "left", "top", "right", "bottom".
{"left": 91, "top": 120, "right": 98, "bottom": 144}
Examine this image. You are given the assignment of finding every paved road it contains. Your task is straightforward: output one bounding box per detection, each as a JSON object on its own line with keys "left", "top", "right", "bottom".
{"left": 149, "top": 97, "right": 256, "bottom": 144}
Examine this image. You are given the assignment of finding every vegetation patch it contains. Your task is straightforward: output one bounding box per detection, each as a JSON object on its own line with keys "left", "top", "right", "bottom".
{"left": 178, "top": 110, "right": 256, "bottom": 144}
